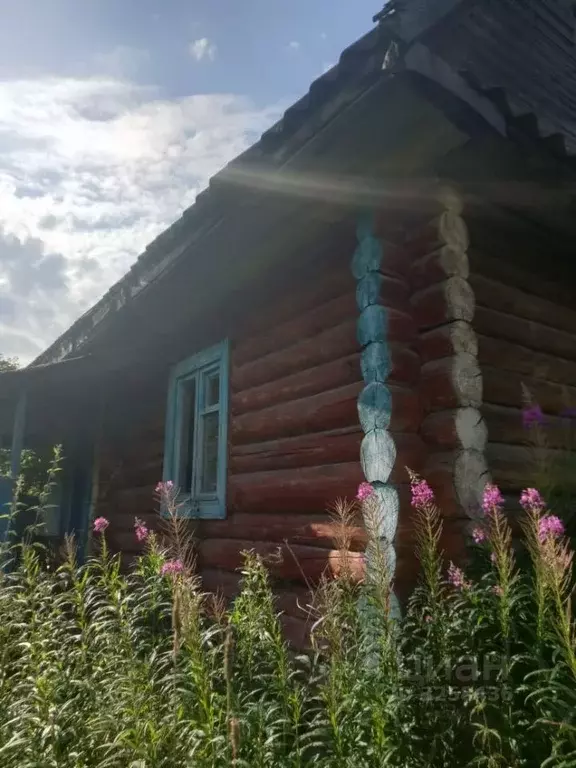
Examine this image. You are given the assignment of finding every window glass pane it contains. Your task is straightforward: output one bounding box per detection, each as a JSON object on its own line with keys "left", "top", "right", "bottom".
{"left": 200, "top": 410, "right": 219, "bottom": 494}
{"left": 204, "top": 371, "right": 220, "bottom": 408}
{"left": 178, "top": 378, "right": 196, "bottom": 494}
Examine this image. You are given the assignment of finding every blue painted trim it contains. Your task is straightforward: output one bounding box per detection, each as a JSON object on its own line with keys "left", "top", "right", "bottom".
{"left": 163, "top": 340, "right": 229, "bottom": 519}
{"left": 353, "top": 211, "right": 399, "bottom": 596}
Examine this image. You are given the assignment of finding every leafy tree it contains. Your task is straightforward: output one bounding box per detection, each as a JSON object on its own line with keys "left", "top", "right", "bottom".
{"left": 0, "top": 354, "right": 19, "bottom": 373}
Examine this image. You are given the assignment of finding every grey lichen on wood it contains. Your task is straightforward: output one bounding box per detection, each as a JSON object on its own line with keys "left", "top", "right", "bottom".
{"left": 357, "top": 305, "right": 388, "bottom": 346}
{"left": 360, "top": 342, "right": 391, "bottom": 384}
{"left": 361, "top": 429, "right": 397, "bottom": 482}
{"left": 357, "top": 382, "right": 392, "bottom": 432}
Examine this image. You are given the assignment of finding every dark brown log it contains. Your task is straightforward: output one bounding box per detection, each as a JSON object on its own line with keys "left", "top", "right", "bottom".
{"left": 199, "top": 538, "right": 365, "bottom": 583}
{"left": 230, "top": 429, "right": 362, "bottom": 473}
{"left": 483, "top": 365, "right": 576, "bottom": 414}
{"left": 231, "top": 355, "right": 361, "bottom": 415}
{"left": 230, "top": 430, "right": 425, "bottom": 477}
{"left": 485, "top": 442, "right": 576, "bottom": 492}
{"left": 471, "top": 274, "right": 576, "bottom": 336}
{"left": 234, "top": 264, "right": 354, "bottom": 361}
{"left": 468, "top": 250, "right": 576, "bottom": 314}
{"left": 412, "top": 277, "right": 475, "bottom": 330}
{"left": 231, "top": 382, "right": 421, "bottom": 444}
{"left": 475, "top": 306, "right": 576, "bottom": 362}
{"left": 231, "top": 382, "right": 361, "bottom": 443}
{"left": 197, "top": 512, "right": 368, "bottom": 550}
{"left": 419, "top": 321, "right": 478, "bottom": 364}
{"left": 421, "top": 356, "right": 482, "bottom": 411}
{"left": 421, "top": 408, "right": 487, "bottom": 451}
{"left": 233, "top": 309, "right": 416, "bottom": 393}
{"left": 482, "top": 402, "right": 575, "bottom": 449}
{"left": 477, "top": 334, "right": 576, "bottom": 387}
{"left": 232, "top": 320, "right": 359, "bottom": 392}
{"left": 411, "top": 245, "right": 469, "bottom": 290}
{"left": 233, "top": 293, "right": 357, "bottom": 369}
{"left": 228, "top": 462, "right": 364, "bottom": 514}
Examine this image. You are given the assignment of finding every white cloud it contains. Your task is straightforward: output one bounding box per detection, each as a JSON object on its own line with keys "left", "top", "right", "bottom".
{"left": 189, "top": 38, "right": 217, "bottom": 62}
{"left": 288, "top": 41, "right": 300, "bottom": 51}
{"left": 0, "top": 77, "right": 280, "bottom": 361}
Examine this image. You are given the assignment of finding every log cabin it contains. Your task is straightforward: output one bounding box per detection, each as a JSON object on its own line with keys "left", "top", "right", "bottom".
{"left": 2, "top": 0, "right": 576, "bottom": 641}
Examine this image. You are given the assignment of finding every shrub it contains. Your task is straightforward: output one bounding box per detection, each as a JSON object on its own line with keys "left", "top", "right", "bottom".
{"left": 0, "top": 473, "right": 576, "bottom": 766}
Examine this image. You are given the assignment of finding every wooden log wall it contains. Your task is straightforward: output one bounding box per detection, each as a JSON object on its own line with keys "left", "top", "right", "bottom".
{"left": 93, "top": 220, "right": 425, "bottom": 642}
{"left": 407, "top": 187, "right": 489, "bottom": 557}
{"left": 467, "top": 220, "right": 576, "bottom": 498}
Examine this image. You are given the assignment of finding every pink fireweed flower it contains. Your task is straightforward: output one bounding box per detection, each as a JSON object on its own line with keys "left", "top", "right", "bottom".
{"left": 411, "top": 479, "right": 434, "bottom": 509}
{"left": 160, "top": 559, "right": 185, "bottom": 577}
{"left": 93, "top": 517, "right": 109, "bottom": 534}
{"left": 155, "top": 480, "right": 174, "bottom": 495}
{"left": 472, "top": 527, "right": 487, "bottom": 545}
{"left": 493, "top": 585, "right": 504, "bottom": 597}
{"left": 520, "top": 488, "right": 546, "bottom": 513}
{"left": 356, "top": 482, "right": 374, "bottom": 501}
{"left": 482, "top": 484, "right": 504, "bottom": 515}
{"left": 134, "top": 517, "right": 149, "bottom": 543}
{"left": 522, "top": 404, "right": 544, "bottom": 428}
{"left": 447, "top": 561, "right": 468, "bottom": 590}
{"left": 538, "top": 515, "right": 565, "bottom": 543}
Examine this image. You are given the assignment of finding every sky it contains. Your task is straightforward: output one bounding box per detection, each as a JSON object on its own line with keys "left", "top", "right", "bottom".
{"left": 0, "top": 0, "right": 382, "bottom": 364}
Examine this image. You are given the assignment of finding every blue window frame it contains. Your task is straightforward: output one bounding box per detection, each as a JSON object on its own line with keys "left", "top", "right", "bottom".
{"left": 163, "top": 340, "right": 229, "bottom": 519}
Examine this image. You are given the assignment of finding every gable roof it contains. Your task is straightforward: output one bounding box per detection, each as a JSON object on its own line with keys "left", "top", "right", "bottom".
{"left": 30, "top": 0, "right": 576, "bottom": 368}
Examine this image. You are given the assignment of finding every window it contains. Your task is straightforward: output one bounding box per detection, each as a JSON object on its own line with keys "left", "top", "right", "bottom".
{"left": 163, "top": 340, "right": 229, "bottom": 518}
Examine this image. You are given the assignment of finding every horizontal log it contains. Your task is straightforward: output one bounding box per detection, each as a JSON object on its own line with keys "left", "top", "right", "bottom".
{"left": 475, "top": 306, "right": 576, "bottom": 362}
{"left": 419, "top": 321, "right": 478, "bottom": 364}
{"left": 231, "top": 355, "right": 361, "bottom": 415}
{"left": 234, "top": 290, "right": 355, "bottom": 368}
{"left": 231, "top": 382, "right": 361, "bottom": 443}
{"left": 412, "top": 277, "right": 475, "bottom": 330}
{"left": 485, "top": 442, "right": 576, "bottom": 493}
{"left": 198, "top": 512, "right": 368, "bottom": 550}
{"left": 421, "top": 355, "right": 482, "bottom": 411}
{"left": 355, "top": 272, "right": 410, "bottom": 312}
{"left": 199, "top": 538, "right": 365, "bottom": 584}
{"left": 482, "top": 403, "right": 574, "bottom": 449}
{"left": 232, "top": 320, "right": 358, "bottom": 392}
{"left": 229, "top": 462, "right": 364, "bottom": 514}
{"left": 230, "top": 430, "right": 424, "bottom": 476}
{"left": 421, "top": 408, "right": 487, "bottom": 452}
{"left": 482, "top": 365, "right": 576, "bottom": 414}
{"left": 471, "top": 274, "right": 576, "bottom": 336}
{"left": 357, "top": 307, "right": 416, "bottom": 347}
{"left": 230, "top": 429, "right": 361, "bottom": 473}
{"left": 411, "top": 245, "right": 469, "bottom": 291}
{"left": 234, "top": 263, "right": 353, "bottom": 359}
{"left": 232, "top": 382, "right": 421, "bottom": 444}
{"left": 468, "top": 250, "right": 576, "bottom": 314}
{"left": 477, "top": 334, "right": 576, "bottom": 387}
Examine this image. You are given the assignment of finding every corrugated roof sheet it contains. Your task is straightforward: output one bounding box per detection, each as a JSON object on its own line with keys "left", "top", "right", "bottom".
{"left": 422, "top": 0, "right": 576, "bottom": 155}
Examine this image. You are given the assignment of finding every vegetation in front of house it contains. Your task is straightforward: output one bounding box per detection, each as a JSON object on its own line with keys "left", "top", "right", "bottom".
{"left": 0, "top": 460, "right": 576, "bottom": 768}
